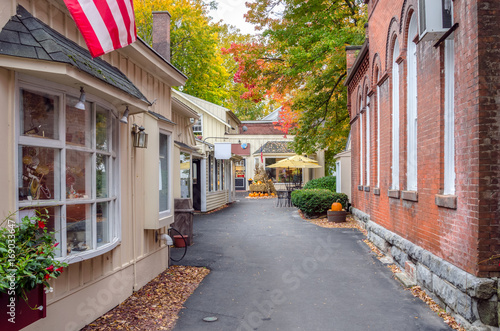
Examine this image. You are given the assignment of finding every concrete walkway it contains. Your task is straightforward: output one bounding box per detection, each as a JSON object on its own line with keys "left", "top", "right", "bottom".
{"left": 172, "top": 194, "right": 451, "bottom": 331}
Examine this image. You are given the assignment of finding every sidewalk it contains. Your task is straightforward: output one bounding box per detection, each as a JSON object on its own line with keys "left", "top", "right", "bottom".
{"left": 173, "top": 195, "right": 451, "bottom": 331}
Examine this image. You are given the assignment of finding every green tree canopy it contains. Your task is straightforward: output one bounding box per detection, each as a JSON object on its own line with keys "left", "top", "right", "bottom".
{"left": 224, "top": 0, "right": 367, "bottom": 169}
{"left": 134, "top": 0, "right": 267, "bottom": 119}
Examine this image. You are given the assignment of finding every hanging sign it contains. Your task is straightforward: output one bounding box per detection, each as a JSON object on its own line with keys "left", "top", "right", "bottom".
{"left": 214, "top": 143, "right": 232, "bottom": 159}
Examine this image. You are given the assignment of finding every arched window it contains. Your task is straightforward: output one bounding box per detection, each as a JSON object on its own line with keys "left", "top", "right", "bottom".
{"left": 407, "top": 14, "right": 418, "bottom": 191}
{"left": 391, "top": 38, "right": 400, "bottom": 190}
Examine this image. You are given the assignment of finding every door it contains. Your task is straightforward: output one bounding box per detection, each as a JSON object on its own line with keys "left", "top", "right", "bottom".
{"left": 234, "top": 159, "right": 246, "bottom": 190}
{"left": 192, "top": 159, "right": 201, "bottom": 210}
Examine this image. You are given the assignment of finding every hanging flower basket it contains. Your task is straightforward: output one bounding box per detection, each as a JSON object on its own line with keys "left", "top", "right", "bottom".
{"left": 0, "top": 210, "right": 67, "bottom": 330}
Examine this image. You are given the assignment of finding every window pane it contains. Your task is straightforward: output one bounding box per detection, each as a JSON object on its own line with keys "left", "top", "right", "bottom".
{"left": 180, "top": 152, "right": 191, "bottom": 198}
{"left": 19, "top": 146, "right": 59, "bottom": 201}
{"left": 19, "top": 206, "right": 61, "bottom": 257}
{"left": 96, "top": 202, "right": 109, "bottom": 247}
{"left": 209, "top": 156, "right": 213, "bottom": 191}
{"left": 66, "top": 150, "right": 91, "bottom": 199}
{"left": 96, "top": 106, "right": 109, "bottom": 151}
{"left": 221, "top": 161, "right": 224, "bottom": 189}
{"left": 159, "top": 134, "right": 169, "bottom": 212}
{"left": 66, "top": 204, "right": 92, "bottom": 254}
{"left": 96, "top": 154, "right": 108, "bottom": 198}
{"left": 66, "top": 95, "right": 91, "bottom": 147}
{"left": 20, "top": 89, "right": 59, "bottom": 140}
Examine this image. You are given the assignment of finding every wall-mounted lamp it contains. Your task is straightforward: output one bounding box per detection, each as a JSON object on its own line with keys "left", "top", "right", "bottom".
{"left": 120, "top": 106, "right": 130, "bottom": 124}
{"left": 74, "top": 87, "right": 86, "bottom": 110}
{"left": 132, "top": 124, "right": 148, "bottom": 148}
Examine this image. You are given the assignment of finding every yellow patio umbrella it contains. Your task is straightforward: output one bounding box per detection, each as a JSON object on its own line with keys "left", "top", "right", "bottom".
{"left": 267, "top": 155, "right": 321, "bottom": 169}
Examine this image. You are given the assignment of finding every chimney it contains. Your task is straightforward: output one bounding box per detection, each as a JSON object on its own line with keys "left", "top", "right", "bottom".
{"left": 152, "top": 11, "right": 171, "bottom": 61}
{"left": 346, "top": 46, "right": 362, "bottom": 72}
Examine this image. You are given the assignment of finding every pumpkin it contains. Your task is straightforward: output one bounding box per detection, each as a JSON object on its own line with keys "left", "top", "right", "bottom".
{"left": 331, "top": 201, "right": 343, "bottom": 211}
{"left": 264, "top": 193, "right": 269, "bottom": 197}
{"left": 260, "top": 193, "right": 264, "bottom": 197}
{"left": 271, "top": 193, "right": 275, "bottom": 196}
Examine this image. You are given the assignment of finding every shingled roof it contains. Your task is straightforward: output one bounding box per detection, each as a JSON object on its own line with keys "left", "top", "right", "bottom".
{"left": 0, "top": 5, "right": 148, "bottom": 103}
{"left": 253, "top": 141, "right": 294, "bottom": 154}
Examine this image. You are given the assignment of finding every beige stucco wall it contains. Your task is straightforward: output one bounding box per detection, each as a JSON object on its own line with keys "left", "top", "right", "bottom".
{"left": 0, "top": 1, "right": 189, "bottom": 330}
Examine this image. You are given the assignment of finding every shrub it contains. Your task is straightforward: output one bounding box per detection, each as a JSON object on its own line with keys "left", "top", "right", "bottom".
{"left": 291, "top": 189, "right": 350, "bottom": 217}
{"left": 291, "top": 189, "right": 334, "bottom": 217}
{"left": 331, "top": 192, "right": 349, "bottom": 211}
{"left": 303, "top": 176, "right": 336, "bottom": 192}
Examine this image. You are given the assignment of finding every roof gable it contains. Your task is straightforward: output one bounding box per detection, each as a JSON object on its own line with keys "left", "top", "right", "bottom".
{"left": 0, "top": 5, "right": 148, "bottom": 103}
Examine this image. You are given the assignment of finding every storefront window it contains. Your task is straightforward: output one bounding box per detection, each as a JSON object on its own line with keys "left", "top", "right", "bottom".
{"left": 180, "top": 152, "right": 191, "bottom": 198}
{"left": 17, "top": 82, "right": 119, "bottom": 261}
{"left": 216, "top": 159, "right": 221, "bottom": 190}
{"left": 20, "top": 88, "right": 59, "bottom": 140}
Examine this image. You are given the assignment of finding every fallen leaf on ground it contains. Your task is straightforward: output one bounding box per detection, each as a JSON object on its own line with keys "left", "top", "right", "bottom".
{"left": 82, "top": 265, "right": 210, "bottom": 330}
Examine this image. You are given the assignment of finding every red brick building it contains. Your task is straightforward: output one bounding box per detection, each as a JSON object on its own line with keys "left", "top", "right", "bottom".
{"left": 346, "top": 0, "right": 499, "bottom": 328}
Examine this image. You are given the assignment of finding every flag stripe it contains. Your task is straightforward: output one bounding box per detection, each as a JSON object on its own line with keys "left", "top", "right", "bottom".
{"left": 63, "top": 0, "right": 136, "bottom": 58}
{"left": 114, "top": 0, "right": 134, "bottom": 45}
{"left": 93, "top": 0, "right": 121, "bottom": 51}
{"left": 122, "top": 0, "right": 136, "bottom": 44}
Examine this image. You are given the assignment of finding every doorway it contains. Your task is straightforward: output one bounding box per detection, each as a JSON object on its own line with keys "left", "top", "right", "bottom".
{"left": 234, "top": 159, "right": 246, "bottom": 190}
{"left": 192, "top": 159, "right": 201, "bottom": 210}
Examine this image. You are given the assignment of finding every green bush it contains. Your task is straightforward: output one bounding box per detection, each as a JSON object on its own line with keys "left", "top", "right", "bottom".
{"left": 331, "top": 192, "right": 349, "bottom": 211}
{"left": 291, "top": 189, "right": 350, "bottom": 217}
{"left": 291, "top": 189, "right": 334, "bottom": 217}
{"left": 303, "top": 176, "right": 336, "bottom": 192}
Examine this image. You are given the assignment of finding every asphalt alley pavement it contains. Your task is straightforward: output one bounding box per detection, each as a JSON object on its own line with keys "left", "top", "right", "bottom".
{"left": 172, "top": 194, "right": 451, "bottom": 331}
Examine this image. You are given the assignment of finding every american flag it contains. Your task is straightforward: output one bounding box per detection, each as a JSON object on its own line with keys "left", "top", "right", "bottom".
{"left": 63, "top": 0, "right": 136, "bottom": 58}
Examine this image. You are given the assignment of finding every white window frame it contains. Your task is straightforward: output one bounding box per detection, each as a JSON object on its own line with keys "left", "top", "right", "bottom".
{"left": 407, "top": 15, "right": 418, "bottom": 191}
{"left": 359, "top": 102, "right": 364, "bottom": 186}
{"left": 192, "top": 114, "right": 202, "bottom": 136}
{"left": 159, "top": 131, "right": 172, "bottom": 218}
{"left": 16, "top": 76, "right": 120, "bottom": 263}
{"left": 376, "top": 72, "right": 381, "bottom": 188}
{"left": 336, "top": 161, "right": 341, "bottom": 193}
{"left": 366, "top": 95, "right": 371, "bottom": 187}
{"left": 443, "top": 37, "right": 455, "bottom": 195}
{"left": 392, "top": 39, "right": 400, "bottom": 190}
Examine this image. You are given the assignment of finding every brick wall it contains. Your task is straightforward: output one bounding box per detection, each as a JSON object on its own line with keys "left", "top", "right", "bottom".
{"left": 347, "top": 0, "right": 500, "bottom": 277}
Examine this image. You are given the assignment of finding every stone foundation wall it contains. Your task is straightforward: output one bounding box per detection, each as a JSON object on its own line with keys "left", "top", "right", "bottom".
{"left": 352, "top": 208, "right": 499, "bottom": 330}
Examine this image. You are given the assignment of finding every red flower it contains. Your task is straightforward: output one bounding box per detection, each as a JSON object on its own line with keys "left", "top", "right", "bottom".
{"left": 44, "top": 274, "right": 50, "bottom": 280}
{"left": 46, "top": 265, "right": 54, "bottom": 272}
{"left": 55, "top": 267, "right": 64, "bottom": 273}
{"left": 38, "top": 221, "right": 45, "bottom": 229}
{"left": 53, "top": 242, "right": 59, "bottom": 248}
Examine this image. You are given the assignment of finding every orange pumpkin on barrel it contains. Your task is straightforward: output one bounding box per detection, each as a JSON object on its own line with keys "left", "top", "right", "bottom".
{"left": 331, "top": 201, "right": 343, "bottom": 211}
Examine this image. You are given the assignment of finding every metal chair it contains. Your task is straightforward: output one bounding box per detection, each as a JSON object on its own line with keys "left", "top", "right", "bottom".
{"left": 276, "top": 190, "right": 288, "bottom": 207}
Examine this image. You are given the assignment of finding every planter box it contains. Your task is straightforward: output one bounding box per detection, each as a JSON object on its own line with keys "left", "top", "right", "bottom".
{"left": 327, "top": 210, "right": 347, "bottom": 223}
{"left": 1, "top": 285, "right": 46, "bottom": 331}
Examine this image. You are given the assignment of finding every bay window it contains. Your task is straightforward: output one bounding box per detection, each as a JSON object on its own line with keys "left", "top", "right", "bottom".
{"left": 17, "top": 81, "right": 119, "bottom": 261}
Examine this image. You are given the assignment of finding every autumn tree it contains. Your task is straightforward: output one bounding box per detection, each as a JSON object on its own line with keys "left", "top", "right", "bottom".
{"left": 134, "top": 0, "right": 231, "bottom": 104}
{"left": 134, "top": 0, "right": 267, "bottom": 119}
{"left": 225, "top": 0, "right": 367, "bottom": 171}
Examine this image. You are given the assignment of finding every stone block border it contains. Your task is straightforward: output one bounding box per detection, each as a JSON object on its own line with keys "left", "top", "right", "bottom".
{"left": 351, "top": 207, "right": 499, "bottom": 330}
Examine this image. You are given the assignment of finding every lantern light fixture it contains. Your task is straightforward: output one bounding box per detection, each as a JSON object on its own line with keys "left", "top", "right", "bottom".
{"left": 132, "top": 124, "right": 148, "bottom": 148}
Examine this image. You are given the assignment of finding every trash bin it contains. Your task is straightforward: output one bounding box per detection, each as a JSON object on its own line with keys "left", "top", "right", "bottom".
{"left": 173, "top": 199, "right": 194, "bottom": 245}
